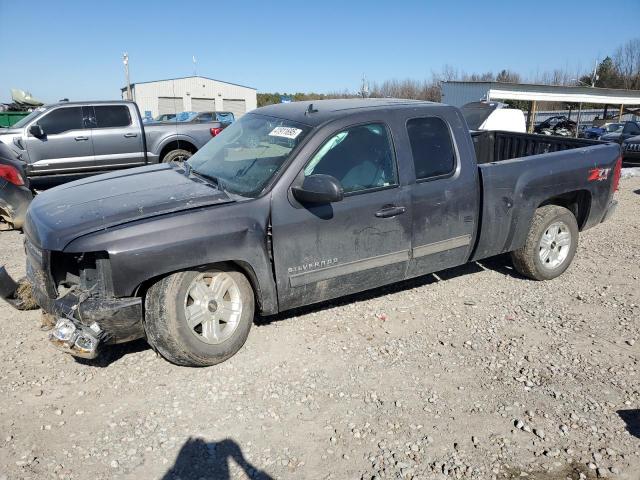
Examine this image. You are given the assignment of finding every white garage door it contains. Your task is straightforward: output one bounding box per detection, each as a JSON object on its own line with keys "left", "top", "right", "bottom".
{"left": 158, "top": 97, "right": 183, "bottom": 115}
{"left": 223, "top": 99, "right": 246, "bottom": 118}
{"left": 191, "top": 97, "right": 216, "bottom": 112}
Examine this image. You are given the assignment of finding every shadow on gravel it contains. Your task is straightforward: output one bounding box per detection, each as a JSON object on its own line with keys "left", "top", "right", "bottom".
{"left": 507, "top": 462, "right": 595, "bottom": 479}
{"left": 617, "top": 409, "right": 640, "bottom": 439}
{"left": 162, "top": 437, "right": 273, "bottom": 480}
{"left": 258, "top": 253, "right": 522, "bottom": 326}
{"left": 634, "top": 189, "right": 640, "bottom": 195}
{"left": 74, "top": 338, "right": 150, "bottom": 368}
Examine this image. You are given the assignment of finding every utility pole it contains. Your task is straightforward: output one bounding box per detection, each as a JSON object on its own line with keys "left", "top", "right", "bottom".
{"left": 591, "top": 59, "right": 599, "bottom": 87}
{"left": 359, "top": 75, "right": 369, "bottom": 98}
{"left": 193, "top": 56, "right": 197, "bottom": 77}
{"left": 123, "top": 52, "right": 132, "bottom": 101}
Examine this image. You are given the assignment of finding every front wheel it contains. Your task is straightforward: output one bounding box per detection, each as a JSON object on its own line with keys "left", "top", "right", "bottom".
{"left": 162, "top": 149, "right": 192, "bottom": 163}
{"left": 510, "top": 205, "right": 579, "bottom": 281}
{"left": 144, "top": 267, "right": 254, "bottom": 367}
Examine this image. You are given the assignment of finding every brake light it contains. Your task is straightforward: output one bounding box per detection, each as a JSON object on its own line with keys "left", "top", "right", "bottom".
{"left": 210, "top": 127, "right": 223, "bottom": 137}
{"left": 612, "top": 155, "right": 622, "bottom": 192}
{"left": 0, "top": 165, "right": 24, "bottom": 186}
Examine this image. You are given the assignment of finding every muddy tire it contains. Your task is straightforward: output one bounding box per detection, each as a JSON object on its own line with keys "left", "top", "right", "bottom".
{"left": 162, "top": 149, "right": 192, "bottom": 163}
{"left": 144, "top": 267, "right": 254, "bottom": 367}
{"left": 511, "top": 205, "right": 579, "bottom": 281}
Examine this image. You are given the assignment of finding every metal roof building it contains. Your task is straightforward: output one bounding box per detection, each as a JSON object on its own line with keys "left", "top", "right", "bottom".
{"left": 441, "top": 81, "right": 640, "bottom": 133}
{"left": 441, "top": 81, "right": 640, "bottom": 107}
{"left": 121, "top": 76, "right": 257, "bottom": 120}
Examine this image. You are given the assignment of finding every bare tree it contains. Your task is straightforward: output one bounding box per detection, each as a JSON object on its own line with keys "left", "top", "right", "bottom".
{"left": 614, "top": 38, "right": 640, "bottom": 89}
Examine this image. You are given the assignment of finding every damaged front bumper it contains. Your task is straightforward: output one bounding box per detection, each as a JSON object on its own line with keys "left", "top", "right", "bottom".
{"left": 1, "top": 261, "right": 145, "bottom": 359}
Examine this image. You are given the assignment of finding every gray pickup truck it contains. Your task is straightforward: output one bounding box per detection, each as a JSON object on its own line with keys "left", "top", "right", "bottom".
{"left": 0, "top": 100, "right": 225, "bottom": 188}
{"left": 0, "top": 99, "right": 621, "bottom": 367}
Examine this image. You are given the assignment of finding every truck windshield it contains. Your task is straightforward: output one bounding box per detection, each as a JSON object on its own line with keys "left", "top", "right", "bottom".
{"left": 461, "top": 102, "right": 498, "bottom": 130}
{"left": 11, "top": 107, "right": 47, "bottom": 128}
{"left": 605, "top": 123, "right": 624, "bottom": 133}
{"left": 187, "top": 113, "right": 310, "bottom": 197}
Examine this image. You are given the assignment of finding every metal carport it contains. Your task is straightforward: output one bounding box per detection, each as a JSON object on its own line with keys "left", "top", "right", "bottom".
{"left": 441, "top": 81, "right": 640, "bottom": 134}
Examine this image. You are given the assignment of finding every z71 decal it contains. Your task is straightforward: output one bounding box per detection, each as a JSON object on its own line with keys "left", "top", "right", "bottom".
{"left": 588, "top": 168, "right": 611, "bottom": 182}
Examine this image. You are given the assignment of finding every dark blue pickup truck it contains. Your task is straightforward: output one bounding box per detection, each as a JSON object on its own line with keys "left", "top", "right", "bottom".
{"left": 1, "top": 99, "right": 622, "bottom": 366}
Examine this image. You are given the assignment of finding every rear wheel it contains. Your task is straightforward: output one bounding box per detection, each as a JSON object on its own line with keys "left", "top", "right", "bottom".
{"left": 510, "top": 205, "right": 579, "bottom": 281}
{"left": 162, "top": 149, "right": 192, "bottom": 163}
{"left": 144, "top": 267, "right": 254, "bottom": 366}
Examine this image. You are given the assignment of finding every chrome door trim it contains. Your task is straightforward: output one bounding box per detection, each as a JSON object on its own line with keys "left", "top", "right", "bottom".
{"left": 289, "top": 250, "right": 410, "bottom": 288}
{"left": 412, "top": 234, "right": 472, "bottom": 258}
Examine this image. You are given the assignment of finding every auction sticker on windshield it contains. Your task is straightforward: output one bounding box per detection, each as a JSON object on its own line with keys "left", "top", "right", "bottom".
{"left": 269, "top": 126, "right": 302, "bottom": 139}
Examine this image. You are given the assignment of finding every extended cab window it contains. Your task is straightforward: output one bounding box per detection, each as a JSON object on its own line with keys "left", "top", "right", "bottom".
{"left": 37, "top": 107, "right": 83, "bottom": 135}
{"left": 94, "top": 105, "right": 131, "bottom": 128}
{"left": 407, "top": 117, "right": 456, "bottom": 180}
{"left": 304, "top": 123, "right": 397, "bottom": 194}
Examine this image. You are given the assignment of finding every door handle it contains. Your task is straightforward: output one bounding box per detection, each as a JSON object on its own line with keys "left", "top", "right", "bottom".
{"left": 74, "top": 136, "right": 89, "bottom": 141}
{"left": 375, "top": 205, "right": 407, "bottom": 218}
{"left": 124, "top": 133, "right": 138, "bottom": 138}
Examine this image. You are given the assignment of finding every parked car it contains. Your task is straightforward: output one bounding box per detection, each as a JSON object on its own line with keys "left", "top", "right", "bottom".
{"left": 534, "top": 115, "right": 577, "bottom": 136}
{"left": 622, "top": 135, "right": 640, "bottom": 166}
{"left": 600, "top": 121, "right": 640, "bottom": 144}
{"left": 0, "top": 142, "right": 32, "bottom": 229}
{"left": 167, "top": 111, "right": 236, "bottom": 125}
{"left": 581, "top": 122, "right": 625, "bottom": 140}
{"left": 0, "top": 101, "right": 227, "bottom": 204}
{"left": 461, "top": 101, "right": 526, "bottom": 133}
{"left": 154, "top": 113, "right": 176, "bottom": 122}
{"left": 0, "top": 99, "right": 621, "bottom": 366}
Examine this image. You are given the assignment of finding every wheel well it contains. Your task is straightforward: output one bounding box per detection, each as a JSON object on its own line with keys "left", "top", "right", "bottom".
{"left": 133, "top": 261, "right": 264, "bottom": 313}
{"left": 159, "top": 140, "right": 197, "bottom": 161}
{"left": 538, "top": 190, "right": 591, "bottom": 230}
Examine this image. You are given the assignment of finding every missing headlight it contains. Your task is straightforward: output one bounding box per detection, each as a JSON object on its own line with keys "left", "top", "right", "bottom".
{"left": 50, "top": 251, "right": 112, "bottom": 296}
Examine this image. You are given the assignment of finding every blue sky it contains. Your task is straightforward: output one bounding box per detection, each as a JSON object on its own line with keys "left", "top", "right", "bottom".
{"left": 1, "top": 0, "right": 639, "bottom": 103}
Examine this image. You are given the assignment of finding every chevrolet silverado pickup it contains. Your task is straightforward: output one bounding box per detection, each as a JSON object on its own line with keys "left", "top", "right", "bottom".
{"left": 0, "top": 99, "right": 622, "bottom": 367}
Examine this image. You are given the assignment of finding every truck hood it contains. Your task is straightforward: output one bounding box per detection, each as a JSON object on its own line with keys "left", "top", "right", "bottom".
{"left": 24, "top": 163, "right": 234, "bottom": 251}
{"left": 600, "top": 132, "right": 622, "bottom": 142}
{"left": 0, "top": 128, "right": 22, "bottom": 135}
{"left": 623, "top": 134, "right": 640, "bottom": 145}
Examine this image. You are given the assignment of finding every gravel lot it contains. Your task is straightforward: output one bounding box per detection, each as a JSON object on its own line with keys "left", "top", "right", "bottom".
{"left": 1, "top": 177, "right": 639, "bottom": 480}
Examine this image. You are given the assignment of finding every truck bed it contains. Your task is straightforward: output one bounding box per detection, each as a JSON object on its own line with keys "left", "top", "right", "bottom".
{"left": 471, "top": 130, "right": 603, "bottom": 164}
{"left": 469, "top": 131, "right": 620, "bottom": 262}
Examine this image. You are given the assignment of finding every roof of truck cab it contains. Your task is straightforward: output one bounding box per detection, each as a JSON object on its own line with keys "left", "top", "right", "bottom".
{"left": 253, "top": 98, "right": 441, "bottom": 126}
{"left": 43, "top": 100, "right": 135, "bottom": 108}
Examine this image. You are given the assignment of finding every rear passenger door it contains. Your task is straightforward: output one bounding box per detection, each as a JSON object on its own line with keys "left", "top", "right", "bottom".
{"left": 404, "top": 116, "right": 479, "bottom": 278}
{"left": 24, "top": 106, "right": 95, "bottom": 175}
{"left": 90, "top": 105, "right": 145, "bottom": 170}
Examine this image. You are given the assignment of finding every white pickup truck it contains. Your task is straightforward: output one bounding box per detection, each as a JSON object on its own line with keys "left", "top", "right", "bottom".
{"left": 461, "top": 101, "right": 526, "bottom": 133}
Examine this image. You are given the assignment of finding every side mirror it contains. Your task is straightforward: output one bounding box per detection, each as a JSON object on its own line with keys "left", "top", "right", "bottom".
{"left": 292, "top": 174, "right": 344, "bottom": 204}
{"left": 29, "top": 125, "right": 45, "bottom": 138}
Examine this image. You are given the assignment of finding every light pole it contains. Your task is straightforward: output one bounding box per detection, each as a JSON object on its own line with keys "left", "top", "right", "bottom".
{"left": 123, "top": 52, "right": 132, "bottom": 101}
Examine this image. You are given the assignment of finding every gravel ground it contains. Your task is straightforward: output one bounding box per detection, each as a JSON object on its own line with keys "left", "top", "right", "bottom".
{"left": 1, "top": 177, "right": 639, "bottom": 480}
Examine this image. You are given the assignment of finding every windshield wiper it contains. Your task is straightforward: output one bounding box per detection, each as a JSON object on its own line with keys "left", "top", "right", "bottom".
{"left": 190, "top": 168, "right": 223, "bottom": 189}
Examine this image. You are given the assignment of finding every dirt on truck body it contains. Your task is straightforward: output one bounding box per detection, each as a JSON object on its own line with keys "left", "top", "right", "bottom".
{"left": 0, "top": 99, "right": 622, "bottom": 367}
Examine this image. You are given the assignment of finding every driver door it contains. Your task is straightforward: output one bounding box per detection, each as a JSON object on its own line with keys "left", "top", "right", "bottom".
{"left": 271, "top": 122, "right": 412, "bottom": 310}
{"left": 24, "top": 106, "right": 95, "bottom": 176}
